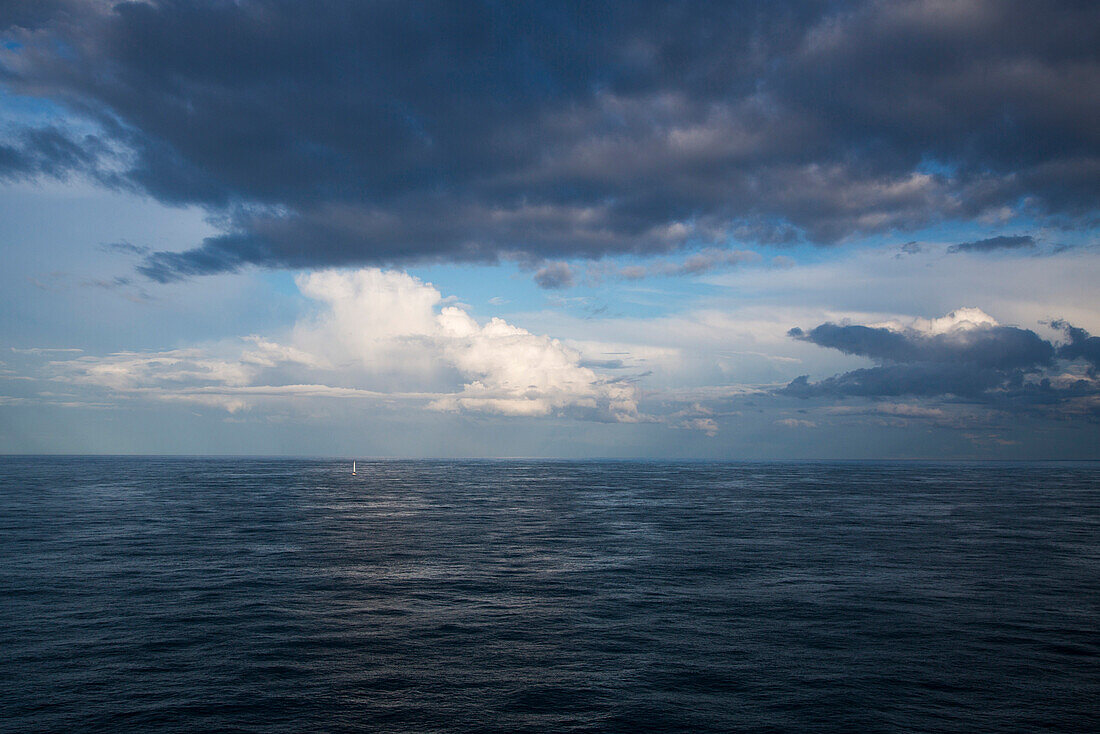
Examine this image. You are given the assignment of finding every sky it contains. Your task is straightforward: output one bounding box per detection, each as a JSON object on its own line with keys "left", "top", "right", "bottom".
{"left": 1, "top": 0, "right": 1098, "bottom": 459}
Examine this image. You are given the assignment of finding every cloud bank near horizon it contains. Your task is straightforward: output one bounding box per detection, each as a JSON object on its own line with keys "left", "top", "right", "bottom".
{"left": 782, "top": 308, "right": 1100, "bottom": 421}
{"left": 35, "top": 268, "right": 646, "bottom": 424}
{"left": 9, "top": 270, "right": 1098, "bottom": 445}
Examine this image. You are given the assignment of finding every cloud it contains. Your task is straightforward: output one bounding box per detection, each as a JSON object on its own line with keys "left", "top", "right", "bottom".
{"left": 679, "top": 417, "right": 719, "bottom": 436}
{"left": 533, "top": 261, "right": 575, "bottom": 290}
{"left": 947, "top": 235, "right": 1036, "bottom": 254}
{"left": 100, "top": 241, "right": 151, "bottom": 256}
{"left": 2, "top": 1, "right": 1097, "bottom": 278}
{"left": 0, "top": 126, "right": 109, "bottom": 181}
{"left": 43, "top": 268, "right": 643, "bottom": 422}
{"left": 781, "top": 364, "right": 1009, "bottom": 400}
{"left": 0, "top": 0, "right": 79, "bottom": 31}
{"left": 776, "top": 418, "right": 816, "bottom": 428}
{"left": 429, "top": 306, "right": 639, "bottom": 420}
{"left": 787, "top": 308, "right": 1054, "bottom": 371}
{"left": 584, "top": 248, "right": 759, "bottom": 284}
{"left": 1053, "top": 320, "right": 1100, "bottom": 376}
{"left": 827, "top": 402, "right": 947, "bottom": 420}
{"left": 298, "top": 269, "right": 640, "bottom": 420}
{"left": 11, "top": 347, "right": 82, "bottom": 354}
{"left": 656, "top": 248, "right": 759, "bottom": 276}
{"left": 897, "top": 241, "right": 923, "bottom": 257}
{"left": 781, "top": 309, "right": 1100, "bottom": 414}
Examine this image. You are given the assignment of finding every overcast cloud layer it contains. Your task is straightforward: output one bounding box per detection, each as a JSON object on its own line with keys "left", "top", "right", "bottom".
{"left": 2, "top": 0, "right": 1098, "bottom": 279}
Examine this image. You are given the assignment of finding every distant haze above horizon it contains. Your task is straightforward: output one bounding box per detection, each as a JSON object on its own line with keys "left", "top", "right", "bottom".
{"left": 2, "top": 1, "right": 1098, "bottom": 459}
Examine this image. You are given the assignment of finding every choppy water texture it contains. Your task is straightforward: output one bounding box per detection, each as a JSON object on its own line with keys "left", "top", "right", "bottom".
{"left": 1, "top": 458, "right": 1098, "bottom": 733}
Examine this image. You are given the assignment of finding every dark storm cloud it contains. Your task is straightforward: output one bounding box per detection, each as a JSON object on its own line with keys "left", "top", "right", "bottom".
{"left": 0, "top": 127, "right": 107, "bottom": 181}
{"left": 1053, "top": 320, "right": 1100, "bottom": 376}
{"left": 781, "top": 365, "right": 1008, "bottom": 400}
{"left": 0, "top": 0, "right": 75, "bottom": 31}
{"left": 947, "top": 235, "right": 1035, "bottom": 254}
{"left": 782, "top": 318, "right": 1100, "bottom": 414}
{"left": 2, "top": 0, "right": 1099, "bottom": 278}
{"left": 787, "top": 322, "right": 1054, "bottom": 370}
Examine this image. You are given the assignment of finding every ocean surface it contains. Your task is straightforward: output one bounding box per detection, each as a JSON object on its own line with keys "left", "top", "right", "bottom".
{"left": 1, "top": 458, "right": 1097, "bottom": 733}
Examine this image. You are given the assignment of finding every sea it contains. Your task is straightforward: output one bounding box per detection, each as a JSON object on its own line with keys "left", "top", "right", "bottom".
{"left": 1, "top": 457, "right": 1097, "bottom": 733}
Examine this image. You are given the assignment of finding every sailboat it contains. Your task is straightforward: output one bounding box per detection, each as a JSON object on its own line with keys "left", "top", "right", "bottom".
{"left": 352, "top": 460, "right": 356, "bottom": 476}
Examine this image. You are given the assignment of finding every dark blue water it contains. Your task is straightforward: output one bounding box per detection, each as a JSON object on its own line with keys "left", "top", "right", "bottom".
{"left": 1, "top": 458, "right": 1097, "bottom": 733}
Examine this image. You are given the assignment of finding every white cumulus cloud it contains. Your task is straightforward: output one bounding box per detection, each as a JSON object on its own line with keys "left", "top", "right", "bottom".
{"left": 297, "top": 269, "right": 641, "bottom": 421}
{"left": 47, "top": 268, "right": 642, "bottom": 422}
